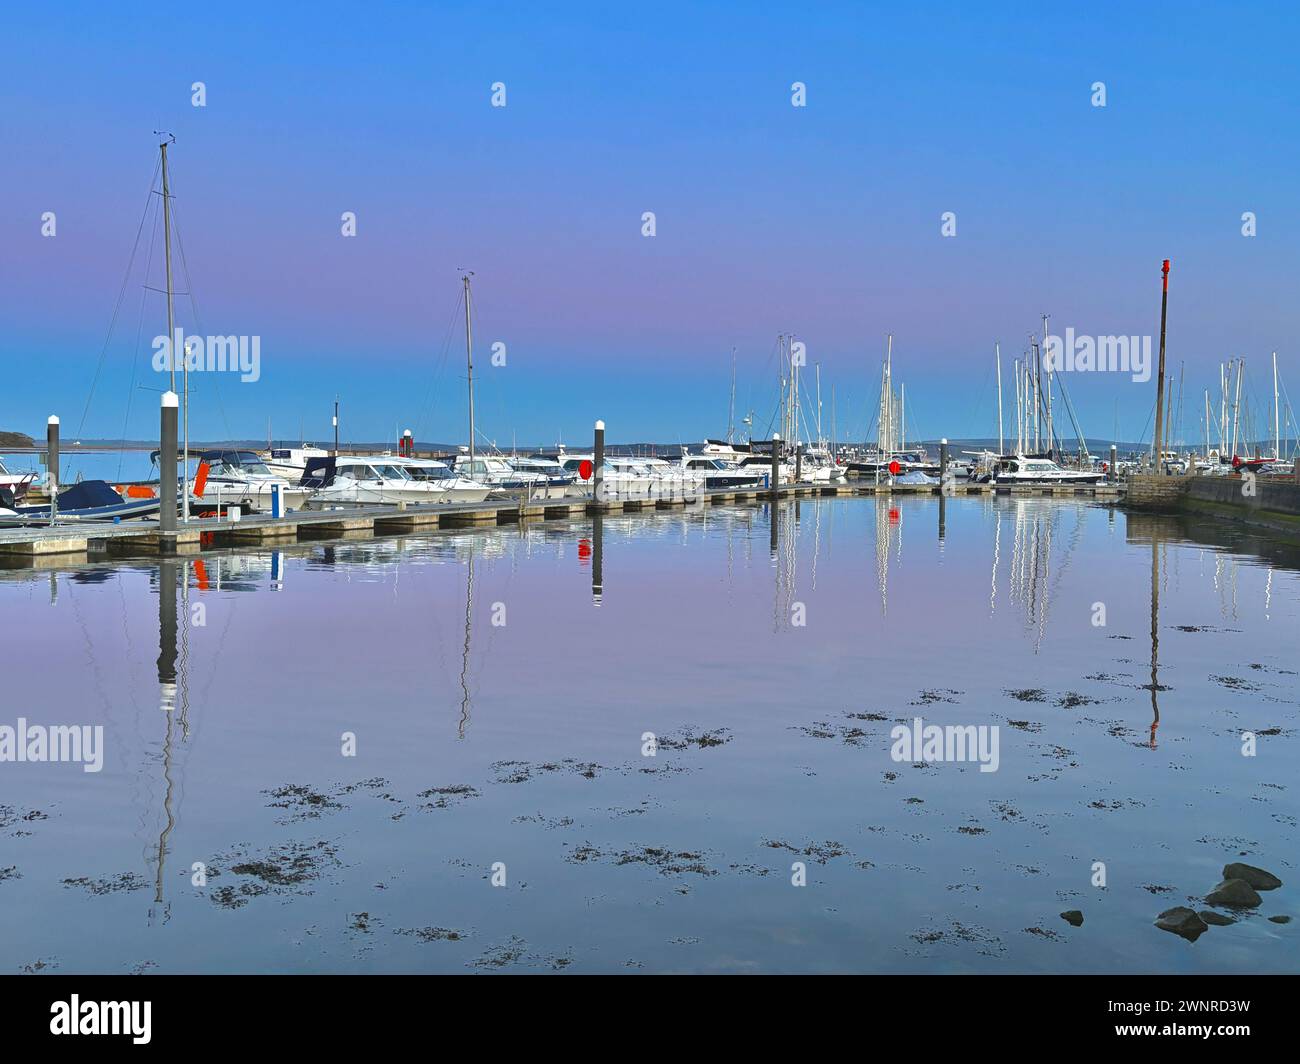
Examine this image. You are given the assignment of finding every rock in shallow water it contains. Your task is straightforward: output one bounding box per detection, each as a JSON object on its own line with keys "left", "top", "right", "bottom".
{"left": 1222, "top": 863, "right": 1283, "bottom": 891}
{"left": 1155, "top": 907, "right": 1208, "bottom": 941}
{"left": 1268, "top": 915, "right": 1291, "bottom": 925}
{"left": 1205, "top": 878, "right": 1263, "bottom": 909}
{"left": 1060, "top": 910, "right": 1084, "bottom": 927}
{"left": 1199, "top": 910, "right": 1235, "bottom": 926}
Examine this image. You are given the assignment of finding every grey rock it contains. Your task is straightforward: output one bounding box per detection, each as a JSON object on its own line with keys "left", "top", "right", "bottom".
{"left": 1205, "top": 878, "right": 1262, "bottom": 908}
{"left": 1155, "top": 907, "right": 1208, "bottom": 941}
{"left": 1060, "top": 910, "right": 1084, "bottom": 927}
{"left": 1222, "top": 863, "right": 1282, "bottom": 891}
{"left": 1268, "top": 915, "right": 1291, "bottom": 925}
{"left": 1198, "top": 910, "right": 1235, "bottom": 926}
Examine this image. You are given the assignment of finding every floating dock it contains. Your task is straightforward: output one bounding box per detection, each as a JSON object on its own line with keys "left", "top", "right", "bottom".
{"left": 0, "top": 479, "right": 1124, "bottom": 567}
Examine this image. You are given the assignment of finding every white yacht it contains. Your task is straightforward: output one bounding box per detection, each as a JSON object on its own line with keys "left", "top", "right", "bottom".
{"left": 0, "top": 458, "right": 36, "bottom": 502}
{"left": 991, "top": 455, "right": 1104, "bottom": 486}
{"left": 192, "top": 449, "right": 311, "bottom": 511}
{"left": 508, "top": 455, "right": 580, "bottom": 498}
{"left": 680, "top": 454, "right": 768, "bottom": 490}
{"left": 302, "top": 456, "right": 463, "bottom": 508}
{"left": 263, "top": 444, "right": 329, "bottom": 484}
{"left": 391, "top": 457, "right": 493, "bottom": 502}
{"left": 554, "top": 454, "right": 660, "bottom": 497}
{"left": 453, "top": 453, "right": 572, "bottom": 499}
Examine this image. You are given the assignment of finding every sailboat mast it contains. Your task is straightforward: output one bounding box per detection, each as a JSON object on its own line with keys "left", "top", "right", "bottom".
{"left": 462, "top": 273, "right": 475, "bottom": 464}
{"left": 815, "top": 363, "right": 822, "bottom": 447}
{"left": 159, "top": 135, "right": 188, "bottom": 521}
{"left": 1274, "top": 351, "right": 1280, "bottom": 459}
{"left": 885, "top": 334, "right": 893, "bottom": 454}
{"left": 1008, "top": 359, "right": 1019, "bottom": 455}
{"left": 899, "top": 382, "right": 905, "bottom": 452}
{"left": 995, "top": 341, "right": 1004, "bottom": 456}
{"left": 160, "top": 140, "right": 176, "bottom": 393}
{"left": 1041, "top": 314, "right": 1052, "bottom": 452}
{"left": 831, "top": 383, "right": 837, "bottom": 461}
{"left": 727, "top": 347, "right": 736, "bottom": 444}
{"left": 1231, "top": 358, "right": 1243, "bottom": 457}
{"left": 1204, "top": 390, "right": 1210, "bottom": 459}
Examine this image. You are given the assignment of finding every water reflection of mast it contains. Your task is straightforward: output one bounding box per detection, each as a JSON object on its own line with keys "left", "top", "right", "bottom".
{"left": 989, "top": 500, "right": 1001, "bottom": 617}
{"left": 458, "top": 549, "right": 474, "bottom": 739}
{"left": 151, "top": 558, "right": 185, "bottom": 916}
{"left": 768, "top": 500, "right": 798, "bottom": 631}
{"left": 874, "top": 501, "right": 896, "bottom": 616}
{"left": 1147, "top": 537, "right": 1161, "bottom": 748}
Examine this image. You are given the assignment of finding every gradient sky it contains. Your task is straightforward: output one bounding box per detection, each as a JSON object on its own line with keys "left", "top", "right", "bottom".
{"left": 3, "top": 1, "right": 1298, "bottom": 448}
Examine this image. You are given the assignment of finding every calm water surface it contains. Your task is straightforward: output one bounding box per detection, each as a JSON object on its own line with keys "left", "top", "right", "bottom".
{"left": 1, "top": 496, "right": 1296, "bottom": 973}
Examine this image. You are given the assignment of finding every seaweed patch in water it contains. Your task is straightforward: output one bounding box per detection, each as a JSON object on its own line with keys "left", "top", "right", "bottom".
{"left": 1006, "top": 688, "right": 1047, "bottom": 703}
{"left": 567, "top": 843, "right": 718, "bottom": 876}
{"left": 763, "top": 839, "right": 849, "bottom": 864}
{"left": 208, "top": 840, "right": 341, "bottom": 908}
{"left": 61, "top": 872, "right": 148, "bottom": 896}
{"left": 656, "top": 727, "right": 732, "bottom": 750}
{"left": 418, "top": 785, "right": 479, "bottom": 810}
{"left": 397, "top": 926, "right": 468, "bottom": 942}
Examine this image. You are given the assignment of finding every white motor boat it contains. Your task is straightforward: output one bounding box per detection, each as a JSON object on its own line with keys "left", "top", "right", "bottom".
{"left": 263, "top": 444, "right": 329, "bottom": 484}
{"left": 680, "top": 454, "right": 767, "bottom": 490}
{"left": 554, "top": 454, "right": 660, "bottom": 497}
{"left": 508, "top": 455, "right": 579, "bottom": 498}
{"left": 191, "top": 449, "right": 312, "bottom": 511}
{"left": 392, "top": 457, "right": 493, "bottom": 502}
{"left": 302, "top": 456, "right": 461, "bottom": 508}
{"left": 453, "top": 453, "right": 572, "bottom": 499}
{"left": 991, "top": 455, "right": 1104, "bottom": 486}
{"left": 0, "top": 458, "right": 37, "bottom": 502}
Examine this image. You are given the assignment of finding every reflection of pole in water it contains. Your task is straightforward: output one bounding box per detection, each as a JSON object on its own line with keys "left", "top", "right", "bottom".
{"left": 938, "top": 491, "right": 946, "bottom": 543}
{"left": 152, "top": 558, "right": 180, "bottom": 914}
{"left": 1149, "top": 538, "right": 1163, "bottom": 734}
{"left": 592, "top": 511, "right": 603, "bottom": 604}
{"left": 989, "top": 501, "right": 1001, "bottom": 617}
{"left": 458, "top": 550, "right": 474, "bottom": 739}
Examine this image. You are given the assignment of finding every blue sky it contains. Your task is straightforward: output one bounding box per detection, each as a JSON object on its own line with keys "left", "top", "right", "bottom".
{"left": 2, "top": 1, "right": 1297, "bottom": 447}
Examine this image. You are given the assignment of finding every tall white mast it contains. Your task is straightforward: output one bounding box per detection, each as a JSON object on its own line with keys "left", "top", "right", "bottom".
{"left": 727, "top": 347, "right": 736, "bottom": 444}
{"left": 899, "top": 382, "right": 905, "bottom": 452}
{"left": 995, "top": 342, "right": 1004, "bottom": 456}
{"left": 462, "top": 272, "right": 475, "bottom": 464}
{"left": 885, "top": 334, "right": 893, "bottom": 453}
{"left": 158, "top": 134, "right": 189, "bottom": 523}
{"left": 1041, "top": 314, "right": 1052, "bottom": 452}
{"left": 1013, "top": 359, "right": 1020, "bottom": 453}
{"left": 1231, "top": 358, "right": 1243, "bottom": 458}
{"left": 1273, "top": 351, "right": 1280, "bottom": 460}
{"left": 1221, "top": 361, "right": 1229, "bottom": 455}
{"left": 815, "top": 363, "right": 822, "bottom": 447}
